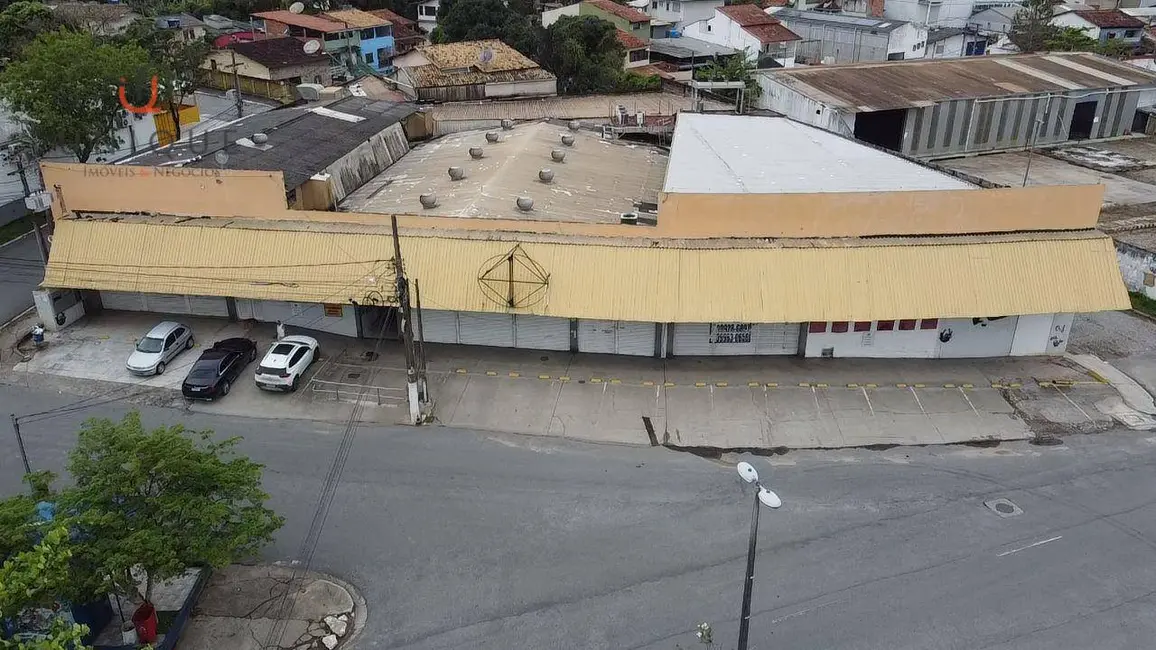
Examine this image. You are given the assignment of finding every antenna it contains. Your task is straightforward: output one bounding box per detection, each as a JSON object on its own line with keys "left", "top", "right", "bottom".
{"left": 303, "top": 39, "right": 321, "bottom": 54}
{"left": 289, "top": 1, "right": 305, "bottom": 13}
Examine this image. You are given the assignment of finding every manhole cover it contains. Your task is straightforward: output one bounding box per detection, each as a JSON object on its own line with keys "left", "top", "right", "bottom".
{"left": 347, "top": 372, "right": 361, "bottom": 380}
{"left": 984, "top": 498, "right": 1023, "bottom": 518}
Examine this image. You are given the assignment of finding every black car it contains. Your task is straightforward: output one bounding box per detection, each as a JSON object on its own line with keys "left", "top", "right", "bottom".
{"left": 181, "top": 338, "right": 258, "bottom": 400}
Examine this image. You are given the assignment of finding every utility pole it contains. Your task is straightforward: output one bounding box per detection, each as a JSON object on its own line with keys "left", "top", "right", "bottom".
{"left": 391, "top": 216, "right": 421, "bottom": 424}
{"left": 231, "top": 50, "right": 244, "bottom": 119}
{"left": 414, "top": 279, "right": 428, "bottom": 402}
{"left": 10, "top": 414, "right": 31, "bottom": 477}
{"left": 13, "top": 149, "right": 30, "bottom": 197}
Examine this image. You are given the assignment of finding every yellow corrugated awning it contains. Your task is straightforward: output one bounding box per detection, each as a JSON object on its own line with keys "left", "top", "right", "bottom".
{"left": 42, "top": 219, "right": 1130, "bottom": 322}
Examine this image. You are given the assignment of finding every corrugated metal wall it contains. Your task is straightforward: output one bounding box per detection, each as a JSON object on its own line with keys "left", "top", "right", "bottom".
{"left": 782, "top": 22, "right": 890, "bottom": 64}
{"left": 902, "top": 88, "right": 1145, "bottom": 157}
{"left": 324, "top": 122, "right": 410, "bottom": 202}
{"left": 416, "top": 84, "right": 487, "bottom": 103}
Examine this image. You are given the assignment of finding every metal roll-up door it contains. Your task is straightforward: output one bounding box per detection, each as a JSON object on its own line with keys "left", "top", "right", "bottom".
{"left": 187, "top": 296, "right": 230, "bottom": 317}
{"left": 578, "top": 320, "right": 617, "bottom": 354}
{"left": 754, "top": 323, "right": 801, "bottom": 355}
{"left": 100, "top": 291, "right": 147, "bottom": 311}
{"left": 458, "top": 312, "right": 515, "bottom": 347}
{"left": 672, "top": 322, "right": 757, "bottom": 356}
{"left": 616, "top": 321, "right": 655, "bottom": 356}
{"left": 514, "top": 315, "right": 570, "bottom": 351}
{"left": 144, "top": 294, "right": 191, "bottom": 314}
{"left": 420, "top": 309, "right": 460, "bottom": 344}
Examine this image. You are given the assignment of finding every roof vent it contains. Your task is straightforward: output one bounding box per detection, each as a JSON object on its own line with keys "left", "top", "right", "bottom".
{"left": 550, "top": 149, "right": 566, "bottom": 163}
{"left": 516, "top": 196, "right": 534, "bottom": 211}
{"left": 419, "top": 193, "right": 438, "bottom": 209}
{"left": 252, "top": 132, "right": 269, "bottom": 145}
{"left": 568, "top": 120, "right": 581, "bottom": 131}
{"left": 485, "top": 131, "right": 500, "bottom": 143}
{"left": 620, "top": 212, "right": 639, "bottom": 225}
{"left": 561, "top": 134, "right": 575, "bottom": 146}
{"left": 448, "top": 166, "right": 465, "bottom": 181}
{"left": 501, "top": 119, "right": 514, "bottom": 130}
{"left": 538, "top": 168, "right": 554, "bottom": 183}
{"left": 469, "top": 146, "right": 484, "bottom": 159}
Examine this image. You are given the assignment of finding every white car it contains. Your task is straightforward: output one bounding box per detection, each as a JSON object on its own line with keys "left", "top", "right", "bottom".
{"left": 254, "top": 335, "right": 319, "bottom": 392}
{"left": 126, "top": 321, "right": 194, "bottom": 376}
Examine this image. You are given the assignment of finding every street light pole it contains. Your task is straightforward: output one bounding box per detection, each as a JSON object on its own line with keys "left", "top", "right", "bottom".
{"left": 735, "top": 461, "right": 782, "bottom": 650}
{"left": 11, "top": 413, "right": 31, "bottom": 476}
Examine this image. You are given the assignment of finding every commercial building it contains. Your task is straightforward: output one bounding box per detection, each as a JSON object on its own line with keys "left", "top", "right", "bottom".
{"left": 681, "top": 5, "right": 800, "bottom": 67}
{"left": 757, "top": 53, "right": 1156, "bottom": 158}
{"left": 770, "top": 8, "right": 925, "bottom": 64}
{"left": 393, "top": 40, "right": 558, "bottom": 102}
{"left": 35, "top": 113, "right": 1126, "bottom": 359}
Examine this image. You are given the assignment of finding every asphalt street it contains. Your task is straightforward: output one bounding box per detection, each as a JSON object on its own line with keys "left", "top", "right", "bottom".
{"left": 3, "top": 384, "right": 1156, "bottom": 650}
{"left": 0, "top": 232, "right": 43, "bottom": 325}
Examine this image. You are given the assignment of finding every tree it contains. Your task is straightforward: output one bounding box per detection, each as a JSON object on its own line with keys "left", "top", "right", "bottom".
{"left": 694, "top": 48, "right": 761, "bottom": 101}
{"left": 0, "top": 2, "right": 60, "bottom": 62}
{"left": 61, "top": 412, "right": 284, "bottom": 605}
{"left": 118, "top": 19, "right": 211, "bottom": 142}
{"left": 1008, "top": 0, "right": 1056, "bottom": 53}
{"left": 0, "top": 30, "right": 149, "bottom": 163}
{"left": 0, "top": 527, "right": 91, "bottom": 650}
{"left": 434, "top": 0, "right": 541, "bottom": 58}
{"left": 539, "top": 15, "right": 625, "bottom": 95}
{"left": 1044, "top": 25, "right": 1097, "bottom": 52}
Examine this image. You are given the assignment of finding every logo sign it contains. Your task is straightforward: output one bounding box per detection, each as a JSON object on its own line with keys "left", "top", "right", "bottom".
{"left": 118, "top": 76, "right": 163, "bottom": 115}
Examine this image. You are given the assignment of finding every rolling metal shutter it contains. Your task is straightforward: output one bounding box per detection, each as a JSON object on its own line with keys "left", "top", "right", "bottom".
{"left": 100, "top": 291, "right": 147, "bottom": 311}
{"left": 754, "top": 324, "right": 801, "bottom": 355}
{"left": 514, "top": 315, "right": 570, "bottom": 351}
{"left": 673, "top": 323, "right": 757, "bottom": 356}
{"left": 144, "top": 294, "right": 192, "bottom": 315}
{"left": 458, "top": 312, "right": 515, "bottom": 347}
{"left": 186, "top": 296, "right": 230, "bottom": 317}
{"left": 420, "top": 309, "right": 460, "bottom": 344}
{"left": 579, "top": 320, "right": 654, "bottom": 356}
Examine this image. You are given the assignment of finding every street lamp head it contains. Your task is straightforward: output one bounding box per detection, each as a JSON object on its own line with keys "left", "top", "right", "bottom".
{"left": 737, "top": 461, "right": 759, "bottom": 484}
{"left": 758, "top": 487, "right": 782, "bottom": 509}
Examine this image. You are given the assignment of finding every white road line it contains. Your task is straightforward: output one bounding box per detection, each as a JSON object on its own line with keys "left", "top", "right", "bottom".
{"left": 909, "top": 386, "right": 928, "bottom": 414}
{"left": 0, "top": 230, "right": 33, "bottom": 251}
{"left": 958, "top": 386, "right": 981, "bottom": 417}
{"left": 997, "top": 535, "right": 1063, "bottom": 558}
{"left": 771, "top": 599, "right": 845, "bottom": 624}
{"left": 1054, "top": 385, "right": 1094, "bottom": 423}
{"left": 861, "top": 386, "right": 875, "bottom": 416}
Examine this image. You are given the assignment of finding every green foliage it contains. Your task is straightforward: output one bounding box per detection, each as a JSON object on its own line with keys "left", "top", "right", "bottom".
{"left": 1044, "top": 26, "right": 1097, "bottom": 51}
{"left": 693, "top": 49, "right": 761, "bottom": 100}
{"left": 1098, "top": 38, "right": 1136, "bottom": 59}
{"left": 540, "top": 15, "right": 626, "bottom": 95}
{"left": 618, "top": 72, "right": 662, "bottom": 92}
{"left": 0, "top": 2, "right": 60, "bottom": 62}
{"left": 0, "top": 30, "right": 150, "bottom": 163}
{"left": 434, "top": 0, "right": 541, "bottom": 58}
{"left": 1008, "top": 0, "right": 1056, "bottom": 53}
{"left": 61, "top": 412, "right": 284, "bottom": 603}
{"left": 0, "top": 527, "right": 91, "bottom": 650}
{"left": 116, "top": 18, "right": 211, "bottom": 141}
{"left": 1130, "top": 291, "right": 1156, "bottom": 317}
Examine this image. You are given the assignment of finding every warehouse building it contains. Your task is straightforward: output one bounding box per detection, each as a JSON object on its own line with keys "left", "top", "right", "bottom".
{"left": 36, "top": 113, "right": 1126, "bottom": 359}
{"left": 756, "top": 52, "right": 1156, "bottom": 158}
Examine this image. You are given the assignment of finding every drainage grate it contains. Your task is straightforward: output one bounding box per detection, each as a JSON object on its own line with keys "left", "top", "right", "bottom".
{"left": 984, "top": 498, "right": 1023, "bottom": 518}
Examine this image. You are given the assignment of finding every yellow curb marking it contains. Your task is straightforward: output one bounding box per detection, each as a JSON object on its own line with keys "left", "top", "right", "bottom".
{"left": 913, "top": 383, "right": 926, "bottom": 388}
{"left": 715, "top": 381, "right": 728, "bottom": 387}
{"left": 559, "top": 376, "right": 571, "bottom": 382}
{"left": 664, "top": 381, "right": 676, "bottom": 387}
{"left": 896, "top": 383, "right": 908, "bottom": 388}
{"left": 610, "top": 379, "right": 622, "bottom": 384}
{"left": 455, "top": 368, "right": 468, "bottom": 374}
{"left": 1009, "top": 382, "right": 1022, "bottom": 388}
{"left": 943, "top": 383, "right": 956, "bottom": 388}
{"left": 748, "top": 381, "right": 761, "bottom": 387}
{"left": 847, "top": 383, "right": 859, "bottom": 388}
{"left": 815, "top": 383, "right": 828, "bottom": 388}
{"left": 865, "top": 383, "right": 877, "bottom": 388}
{"left": 799, "top": 382, "right": 810, "bottom": 387}
{"left": 961, "top": 383, "right": 974, "bottom": 389}
{"left": 590, "top": 377, "right": 603, "bottom": 383}
{"left": 642, "top": 380, "right": 655, "bottom": 386}
{"left": 766, "top": 382, "right": 778, "bottom": 388}
{"left": 508, "top": 372, "right": 520, "bottom": 378}
{"left": 538, "top": 374, "right": 551, "bottom": 380}
{"left": 485, "top": 371, "right": 498, "bottom": 376}
{"left": 695, "top": 381, "right": 707, "bottom": 387}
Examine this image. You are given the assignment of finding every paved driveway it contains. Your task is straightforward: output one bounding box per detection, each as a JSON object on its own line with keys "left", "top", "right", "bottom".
{"left": 0, "top": 232, "right": 43, "bottom": 325}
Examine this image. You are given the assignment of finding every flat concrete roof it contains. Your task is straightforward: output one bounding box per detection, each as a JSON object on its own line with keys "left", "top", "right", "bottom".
{"left": 663, "top": 113, "right": 975, "bottom": 194}
{"left": 340, "top": 121, "right": 668, "bottom": 222}
{"left": 649, "top": 37, "right": 736, "bottom": 59}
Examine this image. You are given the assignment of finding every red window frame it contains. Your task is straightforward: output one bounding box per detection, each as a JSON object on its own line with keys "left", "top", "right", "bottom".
{"left": 920, "top": 318, "right": 939, "bottom": 330}
{"left": 853, "top": 321, "right": 871, "bottom": 332}
{"left": 808, "top": 322, "right": 827, "bottom": 334}
{"left": 876, "top": 320, "right": 895, "bottom": 331}
{"left": 898, "top": 319, "right": 917, "bottom": 331}
{"left": 831, "top": 321, "right": 849, "bottom": 333}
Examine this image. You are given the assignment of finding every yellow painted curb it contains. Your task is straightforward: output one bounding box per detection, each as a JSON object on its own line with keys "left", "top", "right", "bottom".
{"left": 799, "top": 382, "right": 810, "bottom": 387}
{"left": 943, "top": 383, "right": 956, "bottom": 388}
{"left": 509, "top": 372, "right": 520, "bottom": 378}
{"left": 847, "top": 383, "right": 859, "bottom": 388}
{"left": 865, "top": 383, "right": 877, "bottom": 388}
{"left": 664, "top": 381, "right": 676, "bottom": 387}
{"left": 961, "top": 383, "right": 973, "bottom": 389}
{"left": 485, "top": 371, "right": 498, "bottom": 376}
{"left": 590, "top": 378, "right": 603, "bottom": 383}
{"left": 455, "top": 368, "right": 468, "bottom": 374}
{"left": 1087, "top": 370, "right": 1110, "bottom": 384}
{"left": 816, "top": 383, "right": 829, "bottom": 388}
{"left": 610, "top": 379, "right": 622, "bottom": 384}
{"left": 642, "top": 380, "right": 655, "bottom": 386}
{"left": 715, "top": 381, "right": 728, "bottom": 387}
{"left": 913, "top": 383, "right": 926, "bottom": 388}
{"left": 766, "top": 382, "right": 778, "bottom": 388}
{"left": 538, "top": 374, "right": 551, "bottom": 380}
{"left": 748, "top": 381, "right": 761, "bottom": 387}
{"left": 896, "top": 383, "right": 908, "bottom": 388}
{"left": 1009, "top": 382, "right": 1022, "bottom": 388}
{"left": 695, "top": 381, "right": 707, "bottom": 387}
{"left": 559, "top": 376, "right": 570, "bottom": 382}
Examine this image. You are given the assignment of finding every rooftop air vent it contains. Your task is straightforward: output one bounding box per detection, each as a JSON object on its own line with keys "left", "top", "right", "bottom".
{"left": 448, "top": 166, "right": 465, "bottom": 181}
{"left": 561, "top": 134, "right": 575, "bottom": 146}
{"left": 550, "top": 149, "right": 566, "bottom": 163}
{"left": 538, "top": 169, "right": 554, "bottom": 183}
{"left": 620, "top": 212, "right": 639, "bottom": 225}
{"left": 485, "top": 131, "right": 500, "bottom": 143}
{"left": 419, "top": 193, "right": 438, "bottom": 209}
{"left": 469, "top": 147, "right": 484, "bottom": 159}
{"left": 501, "top": 119, "right": 514, "bottom": 130}
{"left": 568, "top": 120, "right": 581, "bottom": 131}
{"left": 252, "top": 132, "right": 269, "bottom": 145}
{"left": 516, "top": 196, "right": 534, "bottom": 211}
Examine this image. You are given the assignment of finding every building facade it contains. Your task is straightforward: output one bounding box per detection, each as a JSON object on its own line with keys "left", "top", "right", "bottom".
{"left": 644, "top": 0, "right": 725, "bottom": 30}
{"left": 681, "top": 5, "right": 800, "bottom": 67}
{"left": 772, "top": 8, "right": 926, "bottom": 64}
{"left": 1053, "top": 8, "right": 1145, "bottom": 46}
{"left": 202, "top": 38, "right": 332, "bottom": 103}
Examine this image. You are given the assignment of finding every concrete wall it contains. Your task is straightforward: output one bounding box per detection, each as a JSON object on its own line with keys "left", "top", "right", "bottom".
{"left": 884, "top": 0, "right": 976, "bottom": 27}
{"left": 784, "top": 19, "right": 892, "bottom": 63}
{"left": 322, "top": 122, "right": 410, "bottom": 202}
{"left": 802, "top": 314, "right": 1070, "bottom": 358}
{"left": 682, "top": 12, "right": 761, "bottom": 62}
{"left": 236, "top": 298, "right": 359, "bottom": 337}
{"left": 755, "top": 74, "right": 856, "bottom": 136}
{"left": 645, "top": 0, "right": 724, "bottom": 28}
{"left": 889, "top": 23, "right": 928, "bottom": 59}
{"left": 204, "top": 50, "right": 331, "bottom": 84}
{"left": 484, "top": 78, "right": 558, "bottom": 98}
{"left": 542, "top": 3, "right": 581, "bottom": 27}
{"left": 1116, "top": 239, "right": 1156, "bottom": 290}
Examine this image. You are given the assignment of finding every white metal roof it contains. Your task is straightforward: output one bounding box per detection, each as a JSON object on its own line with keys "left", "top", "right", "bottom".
{"left": 663, "top": 113, "right": 976, "bottom": 194}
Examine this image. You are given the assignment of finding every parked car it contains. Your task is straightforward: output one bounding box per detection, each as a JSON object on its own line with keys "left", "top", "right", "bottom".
{"left": 255, "top": 335, "right": 320, "bottom": 392}
{"left": 126, "top": 321, "right": 193, "bottom": 376}
{"left": 181, "top": 338, "right": 258, "bottom": 400}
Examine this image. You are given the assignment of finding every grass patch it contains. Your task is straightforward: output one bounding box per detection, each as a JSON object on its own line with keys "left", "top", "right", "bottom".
{"left": 1129, "top": 291, "right": 1156, "bottom": 318}
{"left": 0, "top": 215, "right": 35, "bottom": 246}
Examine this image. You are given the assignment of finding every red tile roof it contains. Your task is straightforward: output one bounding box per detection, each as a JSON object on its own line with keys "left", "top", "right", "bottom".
{"left": 744, "top": 21, "right": 801, "bottom": 44}
{"left": 369, "top": 7, "right": 414, "bottom": 26}
{"left": 1072, "top": 9, "right": 1144, "bottom": 29}
{"left": 616, "top": 28, "right": 648, "bottom": 49}
{"left": 586, "top": 0, "right": 651, "bottom": 24}
{"left": 718, "top": 3, "right": 775, "bottom": 26}
{"left": 759, "top": 0, "right": 790, "bottom": 6}
{"left": 253, "top": 10, "right": 345, "bottom": 33}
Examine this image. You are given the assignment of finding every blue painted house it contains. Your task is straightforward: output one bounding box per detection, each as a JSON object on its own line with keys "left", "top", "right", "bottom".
{"left": 324, "top": 9, "right": 396, "bottom": 73}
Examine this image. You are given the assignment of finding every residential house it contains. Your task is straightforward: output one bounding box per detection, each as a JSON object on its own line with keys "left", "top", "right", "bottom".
{"left": 1053, "top": 8, "right": 1145, "bottom": 47}
{"left": 648, "top": 35, "right": 737, "bottom": 78}
{"left": 155, "top": 14, "right": 207, "bottom": 42}
{"left": 681, "top": 5, "right": 800, "bottom": 67}
{"left": 49, "top": 2, "right": 139, "bottom": 36}
{"left": 967, "top": 5, "right": 1018, "bottom": 37}
{"left": 253, "top": 10, "right": 358, "bottom": 78}
{"left": 543, "top": 0, "right": 653, "bottom": 42}
{"left": 417, "top": 0, "right": 440, "bottom": 33}
{"left": 926, "top": 26, "right": 988, "bottom": 57}
{"left": 202, "top": 37, "right": 332, "bottom": 104}
{"left": 771, "top": 8, "right": 920, "bottom": 64}
{"left": 618, "top": 29, "right": 651, "bottom": 67}
{"left": 324, "top": 9, "right": 396, "bottom": 72}
{"left": 393, "top": 40, "right": 557, "bottom": 101}
{"left": 369, "top": 8, "right": 426, "bottom": 55}
{"left": 643, "top": 0, "right": 725, "bottom": 31}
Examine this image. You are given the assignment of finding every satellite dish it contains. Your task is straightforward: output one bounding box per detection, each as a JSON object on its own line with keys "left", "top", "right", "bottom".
{"left": 303, "top": 39, "right": 321, "bottom": 54}
{"left": 214, "top": 150, "right": 229, "bottom": 167}
{"left": 479, "top": 46, "right": 494, "bottom": 65}
{"left": 289, "top": 1, "right": 305, "bottom": 13}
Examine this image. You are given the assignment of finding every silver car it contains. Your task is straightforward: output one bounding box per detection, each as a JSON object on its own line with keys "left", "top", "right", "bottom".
{"left": 126, "top": 321, "right": 194, "bottom": 376}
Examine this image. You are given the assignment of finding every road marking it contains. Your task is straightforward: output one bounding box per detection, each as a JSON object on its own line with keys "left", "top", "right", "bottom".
{"left": 1053, "top": 385, "right": 1093, "bottom": 422}
{"left": 861, "top": 386, "right": 875, "bottom": 417}
{"left": 998, "top": 535, "right": 1063, "bottom": 557}
{"left": 771, "top": 599, "right": 845, "bottom": 625}
{"left": 958, "top": 386, "right": 981, "bottom": 417}
{"left": 909, "top": 386, "right": 928, "bottom": 415}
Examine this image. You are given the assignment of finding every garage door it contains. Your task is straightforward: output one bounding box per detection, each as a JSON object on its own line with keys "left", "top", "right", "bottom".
{"left": 579, "top": 320, "right": 654, "bottom": 356}
{"left": 515, "top": 315, "right": 570, "bottom": 351}
{"left": 673, "top": 323, "right": 799, "bottom": 356}
{"left": 101, "top": 291, "right": 228, "bottom": 317}
{"left": 458, "top": 312, "right": 515, "bottom": 347}
{"left": 420, "top": 309, "right": 460, "bottom": 344}
{"left": 100, "top": 291, "right": 147, "bottom": 311}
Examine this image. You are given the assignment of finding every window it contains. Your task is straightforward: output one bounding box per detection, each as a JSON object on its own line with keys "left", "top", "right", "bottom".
{"left": 365, "top": 51, "right": 375, "bottom": 65}
{"left": 935, "top": 42, "right": 944, "bottom": 54}
{"left": 361, "top": 28, "right": 375, "bottom": 40}
{"left": 1126, "top": 29, "right": 1139, "bottom": 38}
{"left": 808, "top": 322, "right": 827, "bottom": 334}
{"left": 898, "top": 319, "right": 917, "bottom": 331}
{"left": 920, "top": 318, "right": 939, "bottom": 330}
{"left": 652, "top": 0, "right": 657, "bottom": 6}
{"left": 629, "top": 49, "right": 648, "bottom": 62}
{"left": 314, "top": 75, "right": 322, "bottom": 83}
{"left": 289, "top": 348, "right": 307, "bottom": 367}
{"left": 706, "top": 23, "right": 711, "bottom": 31}
{"left": 164, "top": 333, "right": 177, "bottom": 349}
{"left": 853, "top": 321, "right": 871, "bottom": 332}
{"left": 1108, "top": 32, "right": 1117, "bottom": 39}
{"left": 831, "top": 322, "right": 849, "bottom": 333}
{"left": 324, "top": 303, "right": 344, "bottom": 317}
{"left": 377, "top": 25, "right": 392, "bottom": 37}
{"left": 876, "top": 320, "right": 894, "bottom": 331}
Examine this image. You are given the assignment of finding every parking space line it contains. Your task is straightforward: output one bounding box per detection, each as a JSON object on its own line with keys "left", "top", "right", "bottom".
{"left": 908, "top": 386, "right": 928, "bottom": 415}
{"left": 958, "top": 386, "right": 981, "bottom": 417}
{"left": 861, "top": 386, "right": 875, "bottom": 417}
{"left": 1053, "top": 385, "right": 1094, "bottom": 422}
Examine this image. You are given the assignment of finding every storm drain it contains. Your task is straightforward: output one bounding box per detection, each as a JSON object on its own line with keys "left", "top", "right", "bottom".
{"left": 984, "top": 498, "right": 1023, "bottom": 518}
